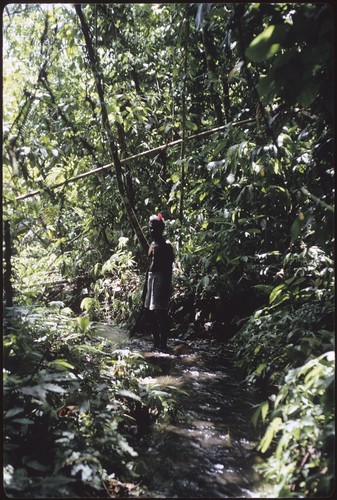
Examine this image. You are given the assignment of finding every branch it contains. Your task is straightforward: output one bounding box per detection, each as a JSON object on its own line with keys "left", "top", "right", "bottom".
{"left": 300, "top": 186, "right": 334, "bottom": 213}
{"left": 5, "top": 118, "right": 255, "bottom": 204}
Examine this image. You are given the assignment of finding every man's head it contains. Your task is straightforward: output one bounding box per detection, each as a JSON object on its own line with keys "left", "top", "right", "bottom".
{"left": 149, "top": 213, "right": 165, "bottom": 239}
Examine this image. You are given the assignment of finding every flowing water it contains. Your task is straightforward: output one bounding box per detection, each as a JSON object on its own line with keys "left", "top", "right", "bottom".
{"left": 93, "top": 323, "right": 266, "bottom": 498}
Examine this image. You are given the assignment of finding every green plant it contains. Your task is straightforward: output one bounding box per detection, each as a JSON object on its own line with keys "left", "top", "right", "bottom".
{"left": 79, "top": 298, "right": 100, "bottom": 321}
{"left": 232, "top": 245, "right": 334, "bottom": 387}
{"left": 93, "top": 238, "right": 139, "bottom": 323}
{"left": 2, "top": 4, "right": 334, "bottom": 496}
{"left": 255, "top": 352, "right": 334, "bottom": 497}
{"left": 3, "top": 307, "right": 178, "bottom": 497}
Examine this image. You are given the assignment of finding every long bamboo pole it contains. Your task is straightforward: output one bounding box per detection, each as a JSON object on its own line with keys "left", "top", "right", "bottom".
{"left": 6, "top": 118, "right": 255, "bottom": 204}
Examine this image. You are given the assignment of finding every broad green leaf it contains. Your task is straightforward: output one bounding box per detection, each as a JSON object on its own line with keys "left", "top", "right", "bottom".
{"left": 49, "top": 359, "right": 75, "bottom": 371}
{"left": 45, "top": 167, "right": 66, "bottom": 186}
{"left": 275, "top": 433, "right": 291, "bottom": 460}
{"left": 76, "top": 316, "right": 90, "bottom": 333}
{"left": 171, "top": 173, "right": 180, "bottom": 183}
{"left": 252, "top": 405, "right": 261, "bottom": 428}
{"left": 244, "top": 228, "right": 261, "bottom": 235}
{"left": 186, "top": 120, "right": 198, "bottom": 131}
{"left": 23, "top": 459, "right": 49, "bottom": 471}
{"left": 290, "top": 217, "right": 302, "bottom": 242}
{"left": 5, "top": 407, "right": 24, "bottom": 419}
{"left": 80, "top": 297, "right": 99, "bottom": 312}
{"left": 150, "top": 390, "right": 170, "bottom": 398}
{"left": 256, "top": 363, "right": 266, "bottom": 376}
{"left": 21, "top": 146, "right": 31, "bottom": 155}
{"left": 43, "top": 383, "right": 67, "bottom": 393}
{"left": 258, "top": 417, "right": 282, "bottom": 453}
{"left": 213, "top": 139, "right": 228, "bottom": 156}
{"left": 298, "top": 80, "right": 319, "bottom": 108}
{"left": 277, "top": 133, "right": 293, "bottom": 148}
{"left": 261, "top": 400, "right": 269, "bottom": 422}
{"left": 117, "top": 389, "right": 141, "bottom": 402}
{"left": 93, "top": 263, "right": 101, "bottom": 278}
{"left": 256, "top": 73, "right": 276, "bottom": 102}
{"left": 304, "top": 365, "right": 322, "bottom": 384}
{"left": 12, "top": 418, "right": 34, "bottom": 425}
{"left": 269, "top": 284, "right": 285, "bottom": 304}
{"left": 246, "top": 24, "right": 289, "bottom": 62}
{"left": 198, "top": 275, "right": 210, "bottom": 289}
{"left": 274, "top": 392, "right": 285, "bottom": 410}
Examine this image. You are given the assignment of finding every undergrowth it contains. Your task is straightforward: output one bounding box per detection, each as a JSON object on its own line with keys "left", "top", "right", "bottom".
{"left": 3, "top": 306, "right": 178, "bottom": 497}
{"left": 231, "top": 246, "right": 335, "bottom": 497}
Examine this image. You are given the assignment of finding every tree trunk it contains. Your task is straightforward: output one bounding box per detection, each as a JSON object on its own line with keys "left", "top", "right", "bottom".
{"left": 4, "top": 221, "right": 14, "bottom": 307}
{"left": 179, "top": 8, "right": 190, "bottom": 244}
{"left": 75, "top": 5, "right": 149, "bottom": 255}
{"left": 201, "top": 26, "right": 223, "bottom": 126}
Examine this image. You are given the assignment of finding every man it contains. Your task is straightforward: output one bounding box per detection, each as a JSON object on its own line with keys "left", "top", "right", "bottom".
{"left": 144, "top": 213, "right": 174, "bottom": 351}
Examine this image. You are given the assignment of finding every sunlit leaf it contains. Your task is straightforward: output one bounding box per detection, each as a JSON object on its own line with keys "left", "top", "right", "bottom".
{"left": 117, "top": 389, "right": 142, "bottom": 402}
{"left": 252, "top": 405, "right": 261, "bottom": 428}
{"left": 246, "top": 24, "right": 289, "bottom": 62}
{"left": 12, "top": 418, "right": 34, "bottom": 425}
{"left": 4, "top": 407, "right": 24, "bottom": 419}
{"left": 258, "top": 417, "right": 282, "bottom": 453}
{"left": 118, "top": 437, "right": 138, "bottom": 457}
{"left": 256, "top": 363, "right": 266, "bottom": 376}
{"left": 269, "top": 284, "right": 285, "bottom": 304}
{"left": 76, "top": 316, "right": 90, "bottom": 333}
{"left": 261, "top": 400, "right": 269, "bottom": 422}
{"left": 49, "top": 359, "right": 75, "bottom": 371}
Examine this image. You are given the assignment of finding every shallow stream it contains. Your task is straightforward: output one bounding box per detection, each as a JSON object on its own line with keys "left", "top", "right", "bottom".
{"left": 93, "top": 323, "right": 266, "bottom": 498}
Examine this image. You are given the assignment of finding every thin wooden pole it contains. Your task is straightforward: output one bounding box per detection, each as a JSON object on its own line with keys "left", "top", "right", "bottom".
{"left": 179, "top": 6, "right": 190, "bottom": 246}
{"left": 6, "top": 118, "right": 255, "bottom": 204}
{"left": 4, "top": 221, "right": 14, "bottom": 306}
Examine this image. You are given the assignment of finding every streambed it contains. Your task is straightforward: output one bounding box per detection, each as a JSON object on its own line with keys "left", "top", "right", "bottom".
{"left": 94, "top": 323, "right": 266, "bottom": 498}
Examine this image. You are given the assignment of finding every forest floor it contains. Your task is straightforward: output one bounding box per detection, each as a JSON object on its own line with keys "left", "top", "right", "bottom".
{"left": 95, "top": 324, "right": 268, "bottom": 498}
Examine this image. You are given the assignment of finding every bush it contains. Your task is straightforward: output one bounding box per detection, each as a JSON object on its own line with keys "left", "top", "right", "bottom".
{"left": 231, "top": 245, "right": 335, "bottom": 498}
{"left": 232, "top": 246, "right": 334, "bottom": 388}
{"left": 256, "top": 352, "right": 335, "bottom": 497}
{"left": 3, "top": 307, "right": 177, "bottom": 497}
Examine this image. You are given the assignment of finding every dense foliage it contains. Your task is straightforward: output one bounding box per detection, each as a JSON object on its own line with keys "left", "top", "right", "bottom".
{"left": 3, "top": 3, "right": 334, "bottom": 497}
{"left": 4, "top": 307, "right": 178, "bottom": 497}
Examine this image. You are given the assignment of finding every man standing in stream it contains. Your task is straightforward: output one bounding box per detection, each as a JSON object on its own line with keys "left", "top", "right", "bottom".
{"left": 144, "top": 213, "right": 174, "bottom": 352}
